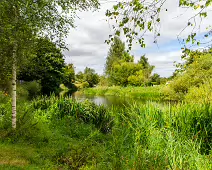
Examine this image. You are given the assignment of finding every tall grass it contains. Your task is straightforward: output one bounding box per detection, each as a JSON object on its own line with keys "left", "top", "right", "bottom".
{"left": 110, "top": 102, "right": 212, "bottom": 169}
{"left": 0, "top": 94, "right": 211, "bottom": 169}
{"left": 82, "top": 86, "right": 162, "bottom": 101}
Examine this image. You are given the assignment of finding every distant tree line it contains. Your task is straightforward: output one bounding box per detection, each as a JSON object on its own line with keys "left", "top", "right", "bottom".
{"left": 104, "top": 37, "right": 166, "bottom": 87}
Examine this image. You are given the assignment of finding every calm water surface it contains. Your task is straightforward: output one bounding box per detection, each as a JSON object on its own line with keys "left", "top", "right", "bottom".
{"left": 70, "top": 91, "right": 172, "bottom": 108}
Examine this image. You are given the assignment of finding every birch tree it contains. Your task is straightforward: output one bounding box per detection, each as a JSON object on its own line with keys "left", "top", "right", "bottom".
{"left": 0, "top": 0, "right": 99, "bottom": 129}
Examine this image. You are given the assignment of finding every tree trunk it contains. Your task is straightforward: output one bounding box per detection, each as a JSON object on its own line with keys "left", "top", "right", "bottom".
{"left": 12, "top": 43, "right": 17, "bottom": 129}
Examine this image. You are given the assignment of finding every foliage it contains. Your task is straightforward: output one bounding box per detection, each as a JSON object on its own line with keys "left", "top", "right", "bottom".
{"left": 106, "top": 0, "right": 212, "bottom": 50}
{"left": 82, "top": 86, "right": 162, "bottom": 101}
{"left": 84, "top": 67, "right": 100, "bottom": 87}
{"left": 0, "top": 94, "right": 212, "bottom": 169}
{"left": 63, "top": 64, "right": 75, "bottom": 88}
{"left": 75, "top": 81, "right": 90, "bottom": 89}
{"left": 138, "top": 55, "right": 155, "bottom": 81}
{"left": 105, "top": 36, "right": 126, "bottom": 75}
{"left": 21, "top": 81, "right": 41, "bottom": 100}
{"left": 150, "top": 73, "right": 161, "bottom": 85}
{"left": 0, "top": 0, "right": 100, "bottom": 129}
{"left": 163, "top": 49, "right": 212, "bottom": 102}
{"left": 110, "top": 62, "right": 144, "bottom": 86}
{"left": 185, "top": 79, "right": 212, "bottom": 104}
{"left": 104, "top": 37, "right": 157, "bottom": 87}
{"left": 76, "top": 67, "right": 100, "bottom": 88}
{"left": 128, "top": 70, "right": 145, "bottom": 86}
{"left": 98, "top": 75, "right": 109, "bottom": 86}
{"left": 19, "top": 38, "right": 66, "bottom": 95}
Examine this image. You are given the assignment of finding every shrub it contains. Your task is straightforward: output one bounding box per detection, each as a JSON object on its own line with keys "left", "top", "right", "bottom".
{"left": 17, "top": 84, "right": 29, "bottom": 101}
{"left": 22, "top": 81, "right": 41, "bottom": 100}
{"left": 0, "top": 97, "right": 11, "bottom": 130}
{"left": 185, "top": 79, "right": 212, "bottom": 104}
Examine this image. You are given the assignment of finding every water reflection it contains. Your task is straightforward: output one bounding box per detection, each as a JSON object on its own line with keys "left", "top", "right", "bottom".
{"left": 71, "top": 92, "right": 148, "bottom": 107}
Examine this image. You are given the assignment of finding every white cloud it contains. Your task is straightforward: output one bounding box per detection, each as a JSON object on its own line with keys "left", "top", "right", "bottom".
{"left": 146, "top": 50, "right": 183, "bottom": 77}
{"left": 64, "top": 0, "right": 212, "bottom": 77}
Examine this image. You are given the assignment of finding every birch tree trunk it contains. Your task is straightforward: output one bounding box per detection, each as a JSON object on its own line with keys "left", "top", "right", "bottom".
{"left": 12, "top": 43, "right": 17, "bottom": 129}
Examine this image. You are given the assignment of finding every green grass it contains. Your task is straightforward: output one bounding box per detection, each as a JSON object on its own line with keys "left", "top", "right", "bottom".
{"left": 0, "top": 94, "right": 212, "bottom": 169}
{"left": 81, "top": 86, "right": 163, "bottom": 101}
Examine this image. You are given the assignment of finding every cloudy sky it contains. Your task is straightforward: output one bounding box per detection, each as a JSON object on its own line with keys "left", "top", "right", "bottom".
{"left": 64, "top": 0, "right": 212, "bottom": 77}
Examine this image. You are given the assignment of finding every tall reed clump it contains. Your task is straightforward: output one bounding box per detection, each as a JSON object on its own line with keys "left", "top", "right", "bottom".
{"left": 0, "top": 93, "right": 211, "bottom": 169}
{"left": 32, "top": 96, "right": 113, "bottom": 133}
{"left": 107, "top": 102, "right": 212, "bottom": 170}
{"left": 0, "top": 95, "right": 114, "bottom": 169}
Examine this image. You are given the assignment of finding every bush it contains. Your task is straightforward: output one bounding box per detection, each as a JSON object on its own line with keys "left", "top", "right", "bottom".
{"left": 185, "top": 79, "right": 212, "bottom": 104}
{"left": 75, "top": 81, "right": 90, "bottom": 89}
{"left": 0, "top": 96, "right": 11, "bottom": 130}
{"left": 162, "top": 53, "right": 212, "bottom": 102}
{"left": 0, "top": 91, "right": 10, "bottom": 104}
{"left": 17, "top": 84, "right": 29, "bottom": 101}
{"left": 22, "top": 81, "right": 41, "bottom": 100}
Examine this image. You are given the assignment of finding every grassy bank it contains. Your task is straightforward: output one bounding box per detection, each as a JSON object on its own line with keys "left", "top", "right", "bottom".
{"left": 81, "top": 86, "right": 163, "bottom": 101}
{"left": 0, "top": 93, "right": 212, "bottom": 169}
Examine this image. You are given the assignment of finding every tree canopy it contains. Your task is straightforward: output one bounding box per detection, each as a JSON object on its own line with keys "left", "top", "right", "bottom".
{"left": 106, "top": 0, "right": 212, "bottom": 50}
{"left": 0, "top": 0, "right": 100, "bottom": 128}
{"left": 18, "top": 38, "right": 66, "bottom": 95}
{"left": 105, "top": 37, "right": 156, "bottom": 86}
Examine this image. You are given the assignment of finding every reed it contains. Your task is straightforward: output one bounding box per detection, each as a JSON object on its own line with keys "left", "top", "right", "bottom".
{"left": 0, "top": 94, "right": 211, "bottom": 169}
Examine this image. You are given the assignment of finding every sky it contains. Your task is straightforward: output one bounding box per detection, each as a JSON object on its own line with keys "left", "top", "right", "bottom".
{"left": 64, "top": 0, "right": 212, "bottom": 77}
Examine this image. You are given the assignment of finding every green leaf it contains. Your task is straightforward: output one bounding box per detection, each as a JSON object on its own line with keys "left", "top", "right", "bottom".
{"left": 200, "top": 12, "right": 207, "bottom": 18}
{"left": 115, "top": 30, "right": 120, "bottom": 36}
{"left": 113, "top": 5, "right": 118, "bottom": 11}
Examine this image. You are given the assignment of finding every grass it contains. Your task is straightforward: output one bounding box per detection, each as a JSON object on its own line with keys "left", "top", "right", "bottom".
{"left": 0, "top": 93, "right": 212, "bottom": 169}
{"left": 81, "top": 86, "right": 163, "bottom": 101}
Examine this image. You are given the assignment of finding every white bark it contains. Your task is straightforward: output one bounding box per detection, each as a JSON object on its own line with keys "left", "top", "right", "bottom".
{"left": 12, "top": 43, "right": 17, "bottom": 129}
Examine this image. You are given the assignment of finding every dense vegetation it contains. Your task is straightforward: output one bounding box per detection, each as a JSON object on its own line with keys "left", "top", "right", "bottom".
{"left": 82, "top": 86, "right": 162, "bottom": 101}
{"left": 75, "top": 67, "right": 100, "bottom": 89}
{"left": 104, "top": 37, "right": 165, "bottom": 87}
{"left": 163, "top": 49, "right": 212, "bottom": 103}
{"left": 0, "top": 93, "right": 212, "bottom": 169}
{"left": 0, "top": 0, "right": 212, "bottom": 169}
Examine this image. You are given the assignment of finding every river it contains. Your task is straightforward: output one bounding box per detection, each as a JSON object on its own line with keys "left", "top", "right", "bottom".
{"left": 70, "top": 91, "right": 172, "bottom": 108}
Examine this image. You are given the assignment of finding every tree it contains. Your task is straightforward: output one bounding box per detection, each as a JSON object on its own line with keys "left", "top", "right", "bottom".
{"left": 0, "top": 1, "right": 38, "bottom": 128}
{"left": 138, "top": 55, "right": 155, "bottom": 84}
{"left": 75, "top": 68, "right": 99, "bottom": 88}
{"left": 106, "top": 0, "right": 212, "bottom": 50}
{"left": 83, "top": 67, "right": 100, "bottom": 87}
{"left": 76, "top": 71, "right": 84, "bottom": 81}
{"left": 104, "top": 38, "right": 155, "bottom": 86}
{"left": 150, "top": 73, "right": 161, "bottom": 85}
{"left": 19, "top": 38, "right": 66, "bottom": 95}
{"left": 105, "top": 37, "right": 137, "bottom": 85}
{"left": 138, "top": 55, "right": 150, "bottom": 69}
{"left": 105, "top": 36, "right": 126, "bottom": 75}
{"left": 98, "top": 75, "right": 109, "bottom": 86}
{"left": 63, "top": 64, "right": 76, "bottom": 89}
{"left": 0, "top": 0, "right": 99, "bottom": 129}
{"left": 110, "top": 62, "right": 143, "bottom": 86}
{"left": 128, "top": 70, "right": 145, "bottom": 86}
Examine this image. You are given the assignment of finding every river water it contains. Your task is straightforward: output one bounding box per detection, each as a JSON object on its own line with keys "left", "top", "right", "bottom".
{"left": 70, "top": 91, "right": 172, "bottom": 108}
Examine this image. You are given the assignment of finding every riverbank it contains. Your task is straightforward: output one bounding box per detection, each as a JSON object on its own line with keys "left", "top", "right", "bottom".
{"left": 0, "top": 94, "right": 211, "bottom": 169}
{"left": 81, "top": 86, "right": 163, "bottom": 101}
